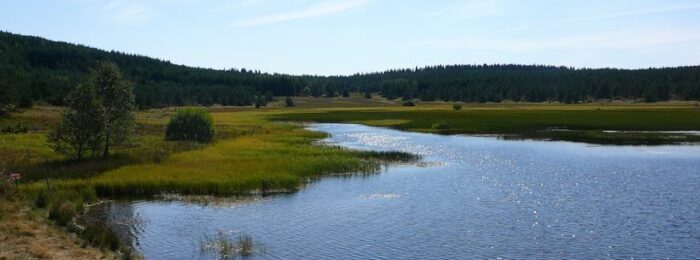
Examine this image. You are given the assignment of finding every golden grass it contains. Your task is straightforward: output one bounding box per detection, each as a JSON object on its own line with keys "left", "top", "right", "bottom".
{"left": 0, "top": 198, "right": 111, "bottom": 260}
{"left": 10, "top": 109, "right": 400, "bottom": 196}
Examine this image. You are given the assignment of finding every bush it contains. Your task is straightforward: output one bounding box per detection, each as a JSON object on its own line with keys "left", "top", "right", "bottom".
{"left": 165, "top": 107, "right": 216, "bottom": 143}
{"left": 82, "top": 222, "right": 122, "bottom": 251}
{"left": 285, "top": 97, "right": 295, "bottom": 107}
{"left": 49, "top": 201, "right": 78, "bottom": 226}
{"left": 1, "top": 122, "right": 28, "bottom": 134}
{"left": 453, "top": 103, "right": 462, "bottom": 111}
{"left": 403, "top": 101, "right": 416, "bottom": 107}
{"left": 254, "top": 97, "right": 267, "bottom": 109}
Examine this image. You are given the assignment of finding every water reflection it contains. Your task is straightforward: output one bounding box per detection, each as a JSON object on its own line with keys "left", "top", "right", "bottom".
{"left": 97, "top": 123, "right": 700, "bottom": 259}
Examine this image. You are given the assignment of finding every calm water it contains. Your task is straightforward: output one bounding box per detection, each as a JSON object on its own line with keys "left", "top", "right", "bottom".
{"left": 100, "top": 123, "right": 700, "bottom": 259}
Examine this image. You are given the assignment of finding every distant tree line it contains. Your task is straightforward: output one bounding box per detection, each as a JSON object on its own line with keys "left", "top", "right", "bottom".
{"left": 358, "top": 65, "right": 700, "bottom": 103}
{"left": 1, "top": 31, "right": 699, "bottom": 109}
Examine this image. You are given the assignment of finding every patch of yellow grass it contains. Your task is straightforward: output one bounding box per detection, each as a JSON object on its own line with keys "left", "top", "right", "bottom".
{"left": 0, "top": 198, "right": 110, "bottom": 260}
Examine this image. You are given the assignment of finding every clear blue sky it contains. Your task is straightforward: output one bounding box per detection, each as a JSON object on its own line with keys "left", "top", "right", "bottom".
{"left": 2, "top": 0, "right": 699, "bottom": 75}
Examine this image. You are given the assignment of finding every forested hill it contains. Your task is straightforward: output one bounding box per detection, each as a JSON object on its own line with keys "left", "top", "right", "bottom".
{"left": 0, "top": 31, "right": 304, "bottom": 108}
{"left": 1, "top": 31, "right": 699, "bottom": 108}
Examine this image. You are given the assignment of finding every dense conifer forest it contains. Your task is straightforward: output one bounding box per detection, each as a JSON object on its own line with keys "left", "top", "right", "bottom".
{"left": 1, "top": 31, "right": 698, "bottom": 108}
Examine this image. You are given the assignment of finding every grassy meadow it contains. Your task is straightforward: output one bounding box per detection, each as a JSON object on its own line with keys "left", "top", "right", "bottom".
{"left": 273, "top": 100, "right": 700, "bottom": 145}
{"left": 2, "top": 106, "right": 414, "bottom": 198}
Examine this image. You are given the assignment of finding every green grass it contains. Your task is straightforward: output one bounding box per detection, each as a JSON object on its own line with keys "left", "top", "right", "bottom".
{"left": 3, "top": 108, "right": 415, "bottom": 198}
{"left": 272, "top": 105, "right": 700, "bottom": 144}
{"left": 1, "top": 102, "right": 698, "bottom": 256}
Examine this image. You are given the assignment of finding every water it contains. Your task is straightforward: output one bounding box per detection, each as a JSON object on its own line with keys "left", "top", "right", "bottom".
{"left": 99, "top": 123, "right": 700, "bottom": 259}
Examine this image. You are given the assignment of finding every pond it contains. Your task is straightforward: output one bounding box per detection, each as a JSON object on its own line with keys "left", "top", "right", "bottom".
{"left": 97, "top": 123, "right": 700, "bottom": 259}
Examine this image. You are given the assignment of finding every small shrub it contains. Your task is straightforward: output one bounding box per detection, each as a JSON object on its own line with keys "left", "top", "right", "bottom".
{"left": 432, "top": 121, "right": 451, "bottom": 130}
{"left": 1, "top": 123, "right": 28, "bottom": 134}
{"left": 201, "top": 232, "right": 263, "bottom": 259}
{"left": 402, "top": 101, "right": 416, "bottom": 107}
{"left": 254, "top": 97, "right": 267, "bottom": 109}
{"left": 82, "top": 222, "right": 122, "bottom": 251}
{"left": 364, "top": 92, "right": 372, "bottom": 99}
{"left": 165, "top": 107, "right": 216, "bottom": 143}
{"left": 284, "top": 97, "right": 295, "bottom": 107}
{"left": 264, "top": 91, "right": 274, "bottom": 102}
{"left": 453, "top": 103, "right": 462, "bottom": 111}
{"left": 49, "top": 201, "right": 78, "bottom": 226}
{"left": 35, "top": 189, "right": 50, "bottom": 208}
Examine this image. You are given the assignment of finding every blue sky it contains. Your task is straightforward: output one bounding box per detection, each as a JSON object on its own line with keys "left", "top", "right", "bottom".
{"left": 1, "top": 0, "right": 699, "bottom": 75}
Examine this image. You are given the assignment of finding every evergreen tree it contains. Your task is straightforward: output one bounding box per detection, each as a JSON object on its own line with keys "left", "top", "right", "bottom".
{"left": 301, "top": 87, "right": 311, "bottom": 97}
{"left": 264, "top": 90, "right": 274, "bottom": 102}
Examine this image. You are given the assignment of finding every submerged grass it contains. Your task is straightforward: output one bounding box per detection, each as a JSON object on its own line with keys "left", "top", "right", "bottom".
{"left": 200, "top": 231, "right": 265, "bottom": 259}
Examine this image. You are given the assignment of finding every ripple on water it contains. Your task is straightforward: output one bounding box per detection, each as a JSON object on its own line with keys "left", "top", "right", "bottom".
{"left": 98, "top": 123, "right": 700, "bottom": 259}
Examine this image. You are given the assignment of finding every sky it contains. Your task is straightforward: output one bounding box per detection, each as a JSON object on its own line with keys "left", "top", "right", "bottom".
{"left": 1, "top": 0, "right": 700, "bottom": 75}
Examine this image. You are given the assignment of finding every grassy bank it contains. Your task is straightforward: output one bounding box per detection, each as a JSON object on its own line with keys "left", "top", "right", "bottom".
{"left": 10, "top": 109, "right": 414, "bottom": 197}
{"left": 272, "top": 102, "right": 700, "bottom": 145}
{"left": 1, "top": 105, "right": 417, "bottom": 257}
{"left": 0, "top": 197, "right": 111, "bottom": 259}
{"left": 1, "top": 101, "right": 698, "bottom": 257}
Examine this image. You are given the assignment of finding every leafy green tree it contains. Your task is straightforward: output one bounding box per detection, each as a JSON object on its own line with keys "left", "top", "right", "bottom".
{"left": 341, "top": 90, "right": 350, "bottom": 97}
{"left": 48, "top": 84, "right": 104, "bottom": 161}
{"left": 453, "top": 103, "right": 462, "bottom": 110}
{"left": 92, "top": 62, "right": 136, "bottom": 158}
{"left": 364, "top": 91, "right": 372, "bottom": 99}
{"left": 165, "top": 107, "right": 215, "bottom": 143}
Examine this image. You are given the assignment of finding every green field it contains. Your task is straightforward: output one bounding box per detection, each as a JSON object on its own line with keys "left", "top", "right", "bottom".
{"left": 272, "top": 102, "right": 700, "bottom": 145}
{"left": 2, "top": 107, "right": 414, "bottom": 197}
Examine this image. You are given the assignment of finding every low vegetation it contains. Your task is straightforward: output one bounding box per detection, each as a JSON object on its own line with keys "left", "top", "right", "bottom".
{"left": 273, "top": 102, "right": 700, "bottom": 145}
{"left": 200, "top": 232, "right": 264, "bottom": 259}
{"left": 2, "top": 98, "right": 699, "bottom": 257}
{"left": 0, "top": 198, "right": 111, "bottom": 259}
{"left": 165, "top": 107, "right": 216, "bottom": 143}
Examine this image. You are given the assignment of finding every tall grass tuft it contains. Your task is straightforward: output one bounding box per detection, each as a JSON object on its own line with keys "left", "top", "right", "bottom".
{"left": 200, "top": 231, "right": 264, "bottom": 259}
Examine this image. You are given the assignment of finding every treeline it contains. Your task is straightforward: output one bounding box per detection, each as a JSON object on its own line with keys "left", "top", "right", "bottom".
{"left": 0, "top": 31, "right": 303, "bottom": 108}
{"left": 1, "top": 31, "right": 699, "bottom": 109}
{"left": 344, "top": 65, "right": 700, "bottom": 103}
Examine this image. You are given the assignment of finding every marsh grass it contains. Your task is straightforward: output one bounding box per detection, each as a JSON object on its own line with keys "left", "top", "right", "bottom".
{"left": 8, "top": 108, "right": 416, "bottom": 198}
{"left": 3, "top": 103, "right": 699, "bottom": 257}
{"left": 200, "top": 231, "right": 265, "bottom": 259}
{"left": 273, "top": 105, "right": 700, "bottom": 145}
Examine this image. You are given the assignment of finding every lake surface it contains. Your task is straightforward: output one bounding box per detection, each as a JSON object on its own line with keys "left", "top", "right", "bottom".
{"left": 99, "top": 123, "right": 700, "bottom": 259}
